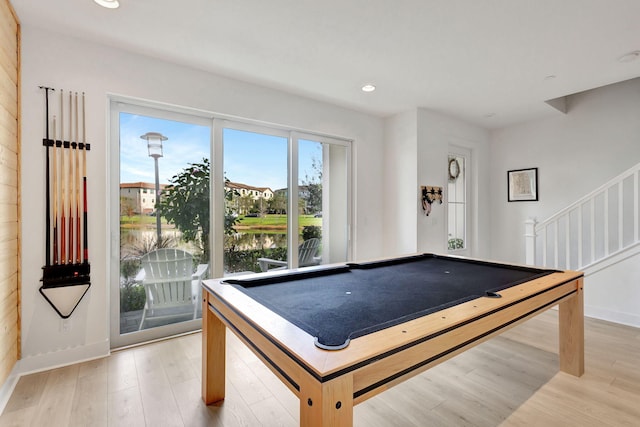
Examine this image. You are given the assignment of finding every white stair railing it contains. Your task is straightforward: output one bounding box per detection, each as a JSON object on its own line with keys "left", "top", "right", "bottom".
{"left": 525, "top": 163, "right": 640, "bottom": 271}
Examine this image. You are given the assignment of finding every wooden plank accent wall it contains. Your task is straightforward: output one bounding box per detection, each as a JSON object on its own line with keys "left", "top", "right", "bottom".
{"left": 0, "top": 0, "right": 20, "bottom": 386}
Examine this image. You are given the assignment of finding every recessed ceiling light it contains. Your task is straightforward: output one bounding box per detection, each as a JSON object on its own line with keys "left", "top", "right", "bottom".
{"left": 544, "top": 75, "right": 557, "bottom": 81}
{"left": 617, "top": 51, "right": 640, "bottom": 63}
{"left": 484, "top": 113, "right": 496, "bottom": 118}
{"left": 361, "top": 84, "right": 376, "bottom": 93}
{"left": 94, "top": 0, "right": 120, "bottom": 9}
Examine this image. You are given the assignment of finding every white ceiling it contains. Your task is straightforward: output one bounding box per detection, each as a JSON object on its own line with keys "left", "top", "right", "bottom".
{"left": 12, "top": 0, "right": 640, "bottom": 129}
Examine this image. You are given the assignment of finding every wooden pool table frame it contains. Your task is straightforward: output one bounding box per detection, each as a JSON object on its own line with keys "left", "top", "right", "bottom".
{"left": 201, "top": 259, "right": 584, "bottom": 427}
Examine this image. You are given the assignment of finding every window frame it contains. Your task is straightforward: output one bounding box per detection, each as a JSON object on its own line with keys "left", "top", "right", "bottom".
{"left": 109, "top": 96, "right": 353, "bottom": 348}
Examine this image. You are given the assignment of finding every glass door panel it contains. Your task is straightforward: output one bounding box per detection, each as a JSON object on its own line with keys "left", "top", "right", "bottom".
{"left": 112, "top": 103, "right": 211, "bottom": 347}
{"left": 298, "top": 139, "right": 323, "bottom": 266}
{"left": 297, "top": 138, "right": 350, "bottom": 265}
{"left": 222, "top": 127, "right": 289, "bottom": 274}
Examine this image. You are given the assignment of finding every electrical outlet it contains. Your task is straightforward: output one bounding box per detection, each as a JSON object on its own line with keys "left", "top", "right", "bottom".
{"left": 61, "top": 318, "right": 71, "bottom": 333}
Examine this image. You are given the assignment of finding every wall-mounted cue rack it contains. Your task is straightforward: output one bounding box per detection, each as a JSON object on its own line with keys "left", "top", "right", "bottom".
{"left": 39, "top": 86, "right": 91, "bottom": 319}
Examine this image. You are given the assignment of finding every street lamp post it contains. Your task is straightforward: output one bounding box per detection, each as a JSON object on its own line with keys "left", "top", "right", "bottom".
{"left": 140, "top": 132, "right": 167, "bottom": 246}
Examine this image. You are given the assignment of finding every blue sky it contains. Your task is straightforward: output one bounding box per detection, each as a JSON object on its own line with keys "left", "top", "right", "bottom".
{"left": 120, "top": 113, "right": 321, "bottom": 190}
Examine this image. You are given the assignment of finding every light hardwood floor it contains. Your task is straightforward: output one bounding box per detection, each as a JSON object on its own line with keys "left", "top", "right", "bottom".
{"left": 1, "top": 310, "right": 638, "bottom": 426}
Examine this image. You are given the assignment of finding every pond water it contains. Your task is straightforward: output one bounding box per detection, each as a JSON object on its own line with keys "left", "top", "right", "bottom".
{"left": 120, "top": 228, "right": 287, "bottom": 254}
{"left": 225, "top": 232, "right": 287, "bottom": 251}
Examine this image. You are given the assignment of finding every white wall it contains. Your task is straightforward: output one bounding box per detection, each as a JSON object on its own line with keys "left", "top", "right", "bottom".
{"left": 18, "top": 26, "right": 385, "bottom": 373}
{"left": 490, "top": 78, "right": 640, "bottom": 326}
{"left": 382, "top": 110, "right": 418, "bottom": 256}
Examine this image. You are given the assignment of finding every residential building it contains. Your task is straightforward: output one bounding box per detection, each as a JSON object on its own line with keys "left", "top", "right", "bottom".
{"left": 119, "top": 182, "right": 167, "bottom": 215}
{"left": 225, "top": 181, "right": 273, "bottom": 200}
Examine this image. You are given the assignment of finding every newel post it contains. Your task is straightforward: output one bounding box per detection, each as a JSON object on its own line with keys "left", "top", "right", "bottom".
{"left": 525, "top": 218, "right": 537, "bottom": 266}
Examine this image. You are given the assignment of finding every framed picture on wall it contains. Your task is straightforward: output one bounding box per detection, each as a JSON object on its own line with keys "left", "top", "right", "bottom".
{"left": 508, "top": 168, "right": 538, "bottom": 202}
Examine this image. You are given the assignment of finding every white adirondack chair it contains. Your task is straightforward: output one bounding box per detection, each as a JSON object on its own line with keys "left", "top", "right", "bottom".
{"left": 257, "top": 238, "right": 321, "bottom": 272}
{"left": 137, "top": 248, "right": 208, "bottom": 330}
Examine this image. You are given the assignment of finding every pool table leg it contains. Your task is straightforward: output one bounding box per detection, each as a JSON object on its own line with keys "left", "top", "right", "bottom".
{"left": 558, "top": 277, "right": 585, "bottom": 377}
{"left": 299, "top": 374, "right": 353, "bottom": 427}
{"left": 202, "top": 292, "right": 226, "bottom": 404}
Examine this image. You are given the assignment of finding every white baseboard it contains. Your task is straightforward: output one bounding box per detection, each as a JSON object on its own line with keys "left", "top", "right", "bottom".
{"left": 0, "top": 339, "right": 110, "bottom": 414}
{"left": 0, "top": 368, "right": 20, "bottom": 415}
{"left": 585, "top": 305, "right": 640, "bottom": 329}
{"left": 17, "top": 339, "right": 110, "bottom": 374}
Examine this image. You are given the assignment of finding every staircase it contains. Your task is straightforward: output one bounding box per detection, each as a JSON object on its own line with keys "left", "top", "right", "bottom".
{"left": 525, "top": 163, "right": 640, "bottom": 275}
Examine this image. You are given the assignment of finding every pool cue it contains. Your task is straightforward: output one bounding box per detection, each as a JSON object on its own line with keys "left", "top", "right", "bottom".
{"left": 75, "top": 92, "right": 81, "bottom": 263}
{"left": 52, "top": 115, "right": 58, "bottom": 265}
{"left": 40, "top": 86, "right": 54, "bottom": 266}
{"left": 60, "top": 90, "right": 66, "bottom": 264}
{"left": 68, "top": 90, "right": 73, "bottom": 264}
{"left": 53, "top": 89, "right": 65, "bottom": 263}
{"left": 58, "top": 89, "right": 64, "bottom": 263}
{"left": 82, "top": 92, "right": 89, "bottom": 264}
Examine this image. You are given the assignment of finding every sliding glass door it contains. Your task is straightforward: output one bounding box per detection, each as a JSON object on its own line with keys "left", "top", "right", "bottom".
{"left": 110, "top": 101, "right": 212, "bottom": 348}
{"left": 110, "top": 101, "right": 352, "bottom": 348}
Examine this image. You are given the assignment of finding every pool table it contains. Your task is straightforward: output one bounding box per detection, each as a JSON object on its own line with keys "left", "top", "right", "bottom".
{"left": 201, "top": 254, "right": 584, "bottom": 427}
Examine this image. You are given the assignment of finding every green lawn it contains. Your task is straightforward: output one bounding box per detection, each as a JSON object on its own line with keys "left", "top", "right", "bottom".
{"left": 120, "top": 214, "right": 320, "bottom": 229}
{"left": 120, "top": 215, "right": 166, "bottom": 227}
{"left": 237, "top": 214, "right": 320, "bottom": 229}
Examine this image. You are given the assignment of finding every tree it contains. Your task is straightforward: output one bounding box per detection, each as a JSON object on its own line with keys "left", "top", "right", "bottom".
{"left": 254, "top": 197, "right": 268, "bottom": 217}
{"left": 238, "top": 194, "right": 254, "bottom": 214}
{"left": 301, "top": 156, "right": 322, "bottom": 214}
{"left": 269, "top": 191, "right": 287, "bottom": 214}
{"left": 224, "top": 184, "right": 240, "bottom": 237}
{"left": 160, "top": 158, "right": 239, "bottom": 263}
{"left": 120, "top": 196, "right": 137, "bottom": 223}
